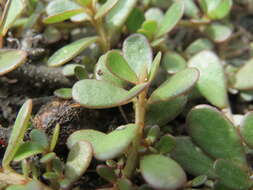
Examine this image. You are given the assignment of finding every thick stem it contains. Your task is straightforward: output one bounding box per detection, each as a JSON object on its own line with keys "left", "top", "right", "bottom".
{"left": 0, "top": 35, "right": 3, "bottom": 48}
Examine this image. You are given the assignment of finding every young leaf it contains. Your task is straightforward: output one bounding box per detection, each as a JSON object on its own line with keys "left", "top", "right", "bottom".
{"left": 188, "top": 50, "right": 229, "bottom": 108}
{"left": 234, "top": 59, "right": 253, "bottom": 90}
{"left": 106, "top": 50, "right": 138, "bottom": 83}
{"left": 40, "top": 152, "right": 56, "bottom": 164}
{"left": 140, "top": 154, "right": 187, "bottom": 190}
{"left": 155, "top": 1, "right": 184, "bottom": 38}
{"left": 95, "top": 0, "right": 119, "bottom": 20}
{"left": 148, "top": 68, "right": 199, "bottom": 103}
{"left": 138, "top": 20, "right": 158, "bottom": 40}
{"left": 48, "top": 36, "right": 98, "bottom": 67}
{"left": 30, "top": 129, "right": 49, "bottom": 149}
{"left": 13, "top": 142, "right": 44, "bottom": 162}
{"left": 240, "top": 112, "right": 253, "bottom": 148}
{"left": 204, "top": 23, "right": 232, "bottom": 43}
{"left": 54, "top": 88, "right": 72, "bottom": 99}
{"left": 74, "top": 66, "right": 88, "bottom": 80}
{"left": 64, "top": 141, "right": 93, "bottom": 184}
{"left": 171, "top": 137, "right": 215, "bottom": 178}
{"left": 214, "top": 159, "right": 252, "bottom": 190}
{"left": 0, "top": 0, "right": 26, "bottom": 36}
{"left": 148, "top": 52, "right": 162, "bottom": 82}
{"left": 145, "top": 8, "right": 164, "bottom": 24}
{"left": 72, "top": 79, "right": 148, "bottom": 108}
{"left": 43, "top": 0, "right": 83, "bottom": 24}
{"left": 123, "top": 34, "right": 152, "bottom": 77}
{"left": 3, "top": 99, "right": 32, "bottom": 170}
{"left": 0, "top": 49, "right": 27, "bottom": 76}
{"left": 126, "top": 8, "right": 145, "bottom": 33}
{"left": 116, "top": 178, "right": 133, "bottom": 190}
{"left": 183, "top": 0, "right": 200, "bottom": 19}
{"left": 105, "top": 0, "right": 137, "bottom": 34}
{"left": 187, "top": 105, "right": 247, "bottom": 167}
{"left": 67, "top": 124, "right": 138, "bottom": 160}
{"left": 155, "top": 135, "right": 175, "bottom": 154}
{"left": 50, "top": 123, "right": 60, "bottom": 152}
{"left": 62, "top": 64, "right": 85, "bottom": 77}
{"left": 97, "top": 165, "right": 117, "bottom": 183}
{"left": 146, "top": 95, "right": 187, "bottom": 126}
{"left": 162, "top": 52, "right": 186, "bottom": 74}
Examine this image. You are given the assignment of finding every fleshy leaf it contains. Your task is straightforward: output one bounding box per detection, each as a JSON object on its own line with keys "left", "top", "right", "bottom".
{"left": 148, "top": 52, "right": 162, "bottom": 82}
{"left": 126, "top": 8, "right": 145, "bottom": 33}
{"left": 67, "top": 124, "right": 138, "bottom": 160}
{"left": 30, "top": 129, "right": 49, "bottom": 149}
{"left": 162, "top": 52, "right": 186, "bottom": 74}
{"left": 0, "top": 0, "right": 25, "bottom": 36}
{"left": 185, "top": 38, "right": 214, "bottom": 56}
{"left": 95, "top": 53, "right": 127, "bottom": 87}
{"left": 75, "top": 0, "right": 92, "bottom": 7}
{"left": 145, "top": 8, "right": 164, "bottom": 24}
{"left": 140, "top": 154, "right": 187, "bottom": 190}
{"left": 3, "top": 99, "right": 32, "bottom": 169}
{"left": 72, "top": 79, "right": 148, "bottom": 108}
{"left": 43, "top": 0, "right": 83, "bottom": 24}
{"left": 204, "top": 23, "right": 232, "bottom": 43}
{"left": 97, "top": 165, "right": 117, "bottom": 183}
{"left": 106, "top": 0, "right": 137, "bottom": 34}
{"left": 54, "top": 88, "right": 72, "bottom": 99}
{"left": 95, "top": 0, "right": 119, "bottom": 20}
{"left": 148, "top": 68, "right": 199, "bottom": 103}
{"left": 106, "top": 50, "right": 138, "bottom": 83}
{"left": 240, "top": 112, "right": 253, "bottom": 148}
{"left": 234, "top": 59, "right": 253, "bottom": 90}
{"left": 0, "top": 49, "right": 27, "bottom": 76}
{"left": 50, "top": 123, "right": 60, "bottom": 151}
{"left": 48, "top": 36, "right": 98, "bottom": 67}
{"left": 183, "top": 0, "right": 200, "bottom": 18}
{"left": 64, "top": 141, "right": 93, "bottom": 184}
{"left": 214, "top": 159, "right": 252, "bottom": 190}
{"left": 146, "top": 95, "right": 187, "bottom": 126}
{"left": 188, "top": 50, "right": 229, "bottom": 108}
{"left": 62, "top": 64, "right": 85, "bottom": 77}
{"left": 171, "top": 137, "right": 215, "bottom": 178}
{"left": 191, "top": 175, "right": 208, "bottom": 187}
{"left": 155, "top": 1, "right": 184, "bottom": 38}
{"left": 13, "top": 142, "right": 44, "bottom": 162}
{"left": 155, "top": 135, "right": 175, "bottom": 154}
{"left": 187, "top": 105, "right": 247, "bottom": 167}
{"left": 123, "top": 34, "right": 152, "bottom": 77}
{"left": 116, "top": 178, "right": 133, "bottom": 190}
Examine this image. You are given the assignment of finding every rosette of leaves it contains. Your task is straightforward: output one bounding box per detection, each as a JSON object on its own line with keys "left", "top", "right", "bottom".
{"left": 171, "top": 105, "right": 253, "bottom": 190}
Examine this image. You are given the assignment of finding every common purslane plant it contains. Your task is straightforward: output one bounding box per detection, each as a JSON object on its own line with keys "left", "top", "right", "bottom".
{"left": 2, "top": 0, "right": 253, "bottom": 190}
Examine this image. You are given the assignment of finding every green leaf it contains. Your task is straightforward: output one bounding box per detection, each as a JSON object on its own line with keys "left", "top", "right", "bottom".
{"left": 40, "top": 152, "right": 57, "bottom": 164}
{"left": 3, "top": 99, "right": 32, "bottom": 169}
{"left": 106, "top": 0, "right": 137, "bottom": 34}
{"left": 204, "top": 23, "right": 232, "bottom": 43}
{"left": 54, "top": 88, "right": 72, "bottom": 99}
{"left": 149, "top": 68, "right": 199, "bottom": 103}
{"left": 74, "top": 66, "right": 88, "bottom": 80}
{"left": 43, "top": 0, "right": 83, "bottom": 24}
{"left": 0, "top": 0, "right": 26, "bottom": 36}
{"left": 140, "top": 154, "right": 186, "bottom": 190}
{"left": 43, "top": 172, "right": 59, "bottom": 180}
{"left": 106, "top": 50, "right": 138, "bottom": 83}
{"left": 95, "top": 53, "right": 127, "bottom": 87}
{"left": 187, "top": 105, "right": 247, "bottom": 167}
{"left": 71, "top": 12, "right": 91, "bottom": 22}
{"left": 67, "top": 124, "right": 138, "bottom": 160}
{"left": 48, "top": 36, "right": 98, "bottom": 67}
{"left": 13, "top": 142, "right": 44, "bottom": 162}
{"left": 95, "top": 0, "right": 119, "bottom": 20}
{"left": 155, "top": 1, "right": 184, "bottom": 38}
{"left": 123, "top": 34, "right": 152, "bottom": 77}
{"left": 171, "top": 137, "right": 215, "bottom": 178}
{"left": 214, "top": 159, "right": 252, "bottom": 190}
{"left": 191, "top": 175, "right": 208, "bottom": 187}
{"left": 138, "top": 20, "right": 158, "bottom": 40}
{"left": 185, "top": 38, "right": 214, "bottom": 56}
{"left": 126, "top": 8, "right": 145, "bottom": 33}
{"left": 30, "top": 129, "right": 49, "bottom": 149}
{"left": 155, "top": 135, "right": 175, "bottom": 154}
{"left": 0, "top": 49, "right": 27, "bottom": 76}
{"left": 145, "top": 8, "right": 164, "bottom": 24}
{"left": 240, "top": 112, "right": 253, "bottom": 148}
{"left": 162, "top": 52, "right": 186, "bottom": 74}
{"left": 146, "top": 95, "right": 187, "bottom": 126}
{"left": 97, "top": 165, "right": 117, "bottom": 183}
{"left": 62, "top": 64, "right": 85, "bottom": 77}
{"left": 146, "top": 125, "right": 160, "bottom": 145}
{"left": 72, "top": 79, "right": 148, "bottom": 108}
{"left": 64, "top": 141, "right": 93, "bottom": 184}
{"left": 75, "top": 0, "right": 92, "bottom": 7}
{"left": 188, "top": 50, "right": 229, "bottom": 108}
{"left": 148, "top": 52, "right": 161, "bottom": 82}
{"left": 50, "top": 123, "right": 60, "bottom": 151}
{"left": 116, "top": 178, "right": 133, "bottom": 190}
{"left": 183, "top": 0, "right": 200, "bottom": 19}
{"left": 234, "top": 59, "right": 253, "bottom": 90}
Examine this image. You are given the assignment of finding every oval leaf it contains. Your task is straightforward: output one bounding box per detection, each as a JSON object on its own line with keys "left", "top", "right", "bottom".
{"left": 234, "top": 59, "right": 253, "bottom": 90}
{"left": 3, "top": 99, "right": 33, "bottom": 169}
{"left": 72, "top": 79, "right": 148, "bottom": 108}
{"left": 148, "top": 68, "right": 199, "bottom": 103}
{"left": 0, "top": 49, "right": 27, "bottom": 76}
{"left": 65, "top": 141, "right": 93, "bottom": 184}
{"left": 162, "top": 52, "right": 186, "bottom": 74}
{"left": 54, "top": 88, "right": 72, "bottom": 99}
{"left": 187, "top": 105, "right": 247, "bottom": 166}
{"left": 48, "top": 36, "right": 98, "bottom": 67}
{"left": 67, "top": 124, "right": 138, "bottom": 160}
{"left": 123, "top": 34, "right": 152, "bottom": 77}
{"left": 240, "top": 112, "right": 253, "bottom": 148}
{"left": 188, "top": 50, "right": 229, "bottom": 108}
{"left": 95, "top": 0, "right": 119, "bottom": 20}
{"left": 204, "top": 23, "right": 232, "bottom": 43}
{"left": 30, "top": 129, "right": 49, "bottom": 149}
{"left": 106, "top": 50, "right": 138, "bottom": 83}
{"left": 140, "top": 154, "right": 187, "bottom": 190}
{"left": 155, "top": 1, "right": 184, "bottom": 38}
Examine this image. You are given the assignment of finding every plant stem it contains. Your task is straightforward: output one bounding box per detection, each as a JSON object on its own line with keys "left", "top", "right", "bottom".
{"left": 0, "top": 35, "right": 3, "bottom": 48}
